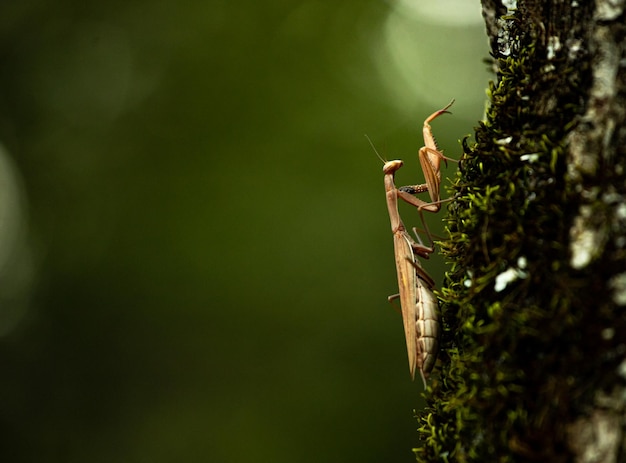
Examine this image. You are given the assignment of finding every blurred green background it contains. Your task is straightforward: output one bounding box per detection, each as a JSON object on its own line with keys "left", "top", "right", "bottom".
{"left": 0, "top": 1, "right": 487, "bottom": 462}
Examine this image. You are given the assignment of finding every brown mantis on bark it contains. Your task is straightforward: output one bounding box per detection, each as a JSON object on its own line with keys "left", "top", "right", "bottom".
{"left": 369, "top": 101, "right": 456, "bottom": 385}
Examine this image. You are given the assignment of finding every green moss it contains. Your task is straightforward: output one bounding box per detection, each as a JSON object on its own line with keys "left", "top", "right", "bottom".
{"left": 412, "top": 8, "right": 599, "bottom": 462}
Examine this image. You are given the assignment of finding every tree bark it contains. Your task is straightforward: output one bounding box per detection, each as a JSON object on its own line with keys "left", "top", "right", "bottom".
{"left": 414, "top": 1, "right": 626, "bottom": 461}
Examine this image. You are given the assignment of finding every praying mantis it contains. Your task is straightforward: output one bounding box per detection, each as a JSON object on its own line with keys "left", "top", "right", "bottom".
{"left": 377, "top": 101, "right": 455, "bottom": 385}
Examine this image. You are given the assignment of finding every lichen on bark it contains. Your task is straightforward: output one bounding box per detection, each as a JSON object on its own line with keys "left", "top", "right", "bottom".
{"left": 413, "top": 1, "right": 626, "bottom": 461}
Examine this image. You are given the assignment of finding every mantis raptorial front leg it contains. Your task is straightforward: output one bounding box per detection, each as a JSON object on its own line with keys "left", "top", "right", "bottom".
{"left": 395, "top": 100, "right": 457, "bottom": 252}
{"left": 383, "top": 159, "right": 440, "bottom": 387}
{"left": 399, "top": 99, "right": 456, "bottom": 212}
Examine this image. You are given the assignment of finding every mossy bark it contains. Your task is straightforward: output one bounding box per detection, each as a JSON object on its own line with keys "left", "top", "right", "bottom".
{"left": 414, "top": 1, "right": 626, "bottom": 461}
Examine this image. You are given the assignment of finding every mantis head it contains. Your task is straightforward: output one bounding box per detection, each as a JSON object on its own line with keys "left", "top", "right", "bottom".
{"left": 383, "top": 159, "right": 403, "bottom": 175}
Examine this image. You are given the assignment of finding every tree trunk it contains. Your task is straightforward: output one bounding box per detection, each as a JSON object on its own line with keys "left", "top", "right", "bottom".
{"left": 414, "top": 1, "right": 626, "bottom": 461}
